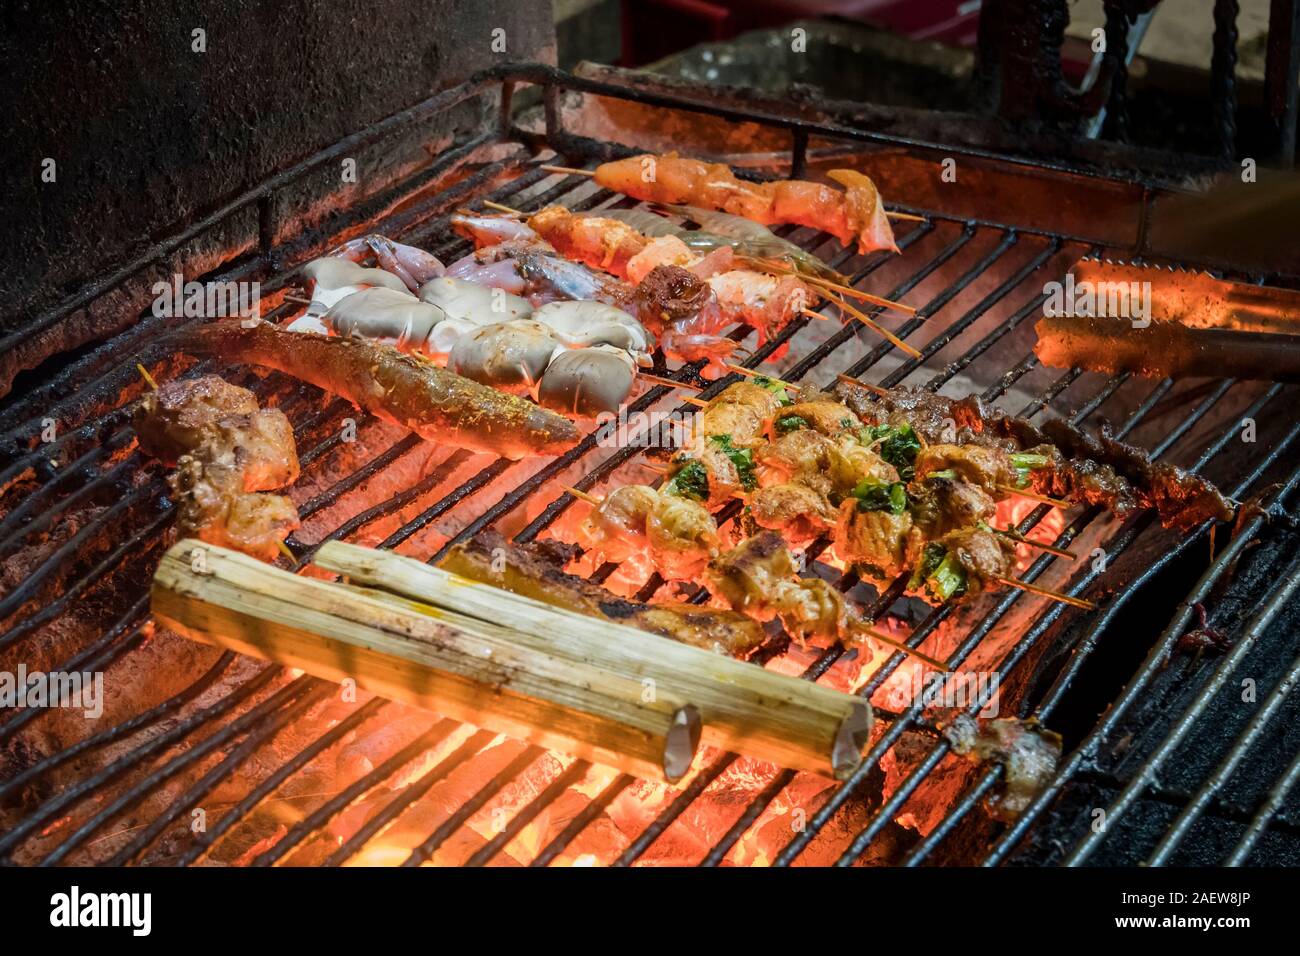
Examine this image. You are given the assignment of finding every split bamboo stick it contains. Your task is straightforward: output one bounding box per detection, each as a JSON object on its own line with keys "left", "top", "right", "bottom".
{"left": 153, "top": 540, "right": 873, "bottom": 783}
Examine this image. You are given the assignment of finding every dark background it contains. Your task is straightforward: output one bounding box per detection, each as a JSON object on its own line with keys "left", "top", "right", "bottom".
{"left": 0, "top": 0, "right": 554, "bottom": 333}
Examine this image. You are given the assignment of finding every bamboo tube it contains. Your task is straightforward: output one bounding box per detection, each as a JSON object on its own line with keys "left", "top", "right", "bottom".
{"left": 313, "top": 540, "right": 873, "bottom": 778}
{"left": 154, "top": 540, "right": 872, "bottom": 782}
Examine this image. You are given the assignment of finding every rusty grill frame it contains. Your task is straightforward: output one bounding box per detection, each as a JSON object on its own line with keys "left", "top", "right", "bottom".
{"left": 2, "top": 64, "right": 1300, "bottom": 868}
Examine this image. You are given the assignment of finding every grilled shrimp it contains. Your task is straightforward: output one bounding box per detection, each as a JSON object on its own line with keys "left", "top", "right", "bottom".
{"left": 592, "top": 153, "right": 898, "bottom": 255}
{"left": 330, "top": 234, "right": 445, "bottom": 292}
{"left": 187, "top": 320, "right": 579, "bottom": 459}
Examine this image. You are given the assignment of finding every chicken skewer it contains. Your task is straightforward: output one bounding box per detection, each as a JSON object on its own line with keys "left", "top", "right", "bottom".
{"left": 537, "top": 155, "right": 904, "bottom": 255}
{"left": 575, "top": 378, "right": 1093, "bottom": 608}
{"left": 561, "top": 485, "right": 945, "bottom": 670}
{"left": 832, "top": 373, "right": 1236, "bottom": 532}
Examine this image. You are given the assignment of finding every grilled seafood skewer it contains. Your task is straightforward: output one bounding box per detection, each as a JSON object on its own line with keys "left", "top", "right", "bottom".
{"left": 538, "top": 155, "right": 900, "bottom": 255}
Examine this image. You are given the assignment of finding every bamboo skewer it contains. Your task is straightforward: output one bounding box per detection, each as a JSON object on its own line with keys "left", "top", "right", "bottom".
{"left": 823, "top": 296, "right": 923, "bottom": 359}
{"left": 482, "top": 200, "right": 525, "bottom": 217}
{"left": 283, "top": 293, "right": 313, "bottom": 306}
{"left": 742, "top": 258, "right": 916, "bottom": 316}
{"left": 562, "top": 485, "right": 600, "bottom": 506}
{"left": 993, "top": 575, "right": 1096, "bottom": 610}
{"left": 835, "top": 373, "right": 889, "bottom": 395}
{"left": 996, "top": 486, "right": 1073, "bottom": 509}
{"left": 537, "top": 164, "right": 921, "bottom": 222}
{"left": 638, "top": 371, "right": 702, "bottom": 392}
{"left": 992, "top": 528, "right": 1077, "bottom": 560}
{"left": 135, "top": 363, "right": 159, "bottom": 392}
{"left": 681, "top": 395, "right": 712, "bottom": 408}
{"left": 723, "top": 363, "right": 801, "bottom": 392}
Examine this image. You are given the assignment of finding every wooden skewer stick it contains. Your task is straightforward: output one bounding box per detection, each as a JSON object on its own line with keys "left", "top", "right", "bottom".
{"left": 681, "top": 395, "right": 712, "bottom": 408}
{"left": 135, "top": 363, "right": 159, "bottom": 392}
{"left": 835, "top": 372, "right": 889, "bottom": 396}
{"left": 993, "top": 528, "right": 1077, "bottom": 561}
{"left": 887, "top": 210, "right": 927, "bottom": 223}
{"left": 804, "top": 276, "right": 917, "bottom": 316}
{"left": 724, "top": 363, "right": 801, "bottom": 392}
{"left": 562, "top": 485, "right": 601, "bottom": 506}
{"left": 540, "top": 164, "right": 594, "bottom": 177}
{"left": 277, "top": 540, "right": 298, "bottom": 563}
{"left": 845, "top": 621, "right": 948, "bottom": 671}
{"left": 482, "top": 200, "right": 525, "bottom": 217}
{"left": 996, "top": 486, "right": 1072, "bottom": 509}
{"left": 283, "top": 293, "right": 313, "bottom": 306}
{"left": 744, "top": 260, "right": 917, "bottom": 316}
{"left": 825, "top": 296, "right": 924, "bottom": 360}
{"left": 639, "top": 371, "right": 702, "bottom": 392}
{"left": 993, "top": 576, "right": 1096, "bottom": 611}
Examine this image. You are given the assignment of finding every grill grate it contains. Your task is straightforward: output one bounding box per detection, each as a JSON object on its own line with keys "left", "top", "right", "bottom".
{"left": 2, "top": 66, "right": 1299, "bottom": 867}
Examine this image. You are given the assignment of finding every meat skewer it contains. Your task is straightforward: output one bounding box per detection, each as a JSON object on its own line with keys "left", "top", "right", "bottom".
{"left": 833, "top": 374, "right": 1236, "bottom": 532}
{"left": 438, "top": 530, "right": 767, "bottom": 658}
{"left": 133, "top": 373, "right": 301, "bottom": 562}
{"left": 562, "top": 483, "right": 946, "bottom": 669}
{"left": 571, "top": 376, "right": 1107, "bottom": 609}
{"left": 538, "top": 155, "right": 902, "bottom": 255}
{"left": 185, "top": 320, "right": 580, "bottom": 460}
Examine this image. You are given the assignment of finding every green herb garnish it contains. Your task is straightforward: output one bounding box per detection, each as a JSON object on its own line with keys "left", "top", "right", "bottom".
{"left": 851, "top": 479, "right": 908, "bottom": 515}
{"left": 751, "top": 374, "right": 794, "bottom": 406}
{"left": 907, "top": 542, "right": 967, "bottom": 601}
{"left": 708, "top": 434, "right": 758, "bottom": 490}
{"left": 774, "top": 415, "right": 808, "bottom": 434}
{"left": 665, "top": 458, "right": 710, "bottom": 500}
{"left": 859, "top": 422, "right": 921, "bottom": 479}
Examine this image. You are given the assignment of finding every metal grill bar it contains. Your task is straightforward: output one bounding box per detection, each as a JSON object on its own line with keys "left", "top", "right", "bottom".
{"left": 984, "top": 440, "right": 1300, "bottom": 865}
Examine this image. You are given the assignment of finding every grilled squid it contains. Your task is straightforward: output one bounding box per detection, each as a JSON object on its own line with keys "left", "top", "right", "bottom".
{"left": 537, "top": 345, "right": 638, "bottom": 417}
{"left": 448, "top": 320, "right": 561, "bottom": 395}
{"left": 531, "top": 301, "right": 653, "bottom": 356}
{"left": 321, "top": 286, "right": 446, "bottom": 351}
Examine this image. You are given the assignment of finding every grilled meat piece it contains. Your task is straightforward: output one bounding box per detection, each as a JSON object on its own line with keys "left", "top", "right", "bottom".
{"left": 187, "top": 320, "right": 579, "bottom": 460}
{"left": 578, "top": 484, "right": 719, "bottom": 579}
{"left": 908, "top": 478, "right": 996, "bottom": 538}
{"left": 750, "top": 482, "right": 840, "bottom": 542}
{"left": 939, "top": 527, "right": 1016, "bottom": 595}
{"left": 914, "top": 443, "right": 1021, "bottom": 491}
{"left": 834, "top": 501, "right": 915, "bottom": 579}
{"left": 707, "top": 531, "right": 849, "bottom": 644}
{"left": 944, "top": 715, "right": 1063, "bottom": 820}
{"left": 438, "top": 532, "right": 765, "bottom": 657}
{"left": 700, "top": 381, "right": 787, "bottom": 446}
{"left": 134, "top": 375, "right": 260, "bottom": 463}
{"left": 775, "top": 393, "right": 863, "bottom": 438}
{"left": 135, "top": 374, "right": 301, "bottom": 561}
{"left": 667, "top": 443, "right": 743, "bottom": 508}
{"left": 171, "top": 456, "right": 299, "bottom": 561}
{"left": 761, "top": 429, "right": 897, "bottom": 496}
{"left": 836, "top": 380, "right": 1235, "bottom": 531}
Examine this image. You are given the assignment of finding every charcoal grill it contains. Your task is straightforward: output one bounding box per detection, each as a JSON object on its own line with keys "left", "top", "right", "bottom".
{"left": 3, "top": 63, "right": 1300, "bottom": 868}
